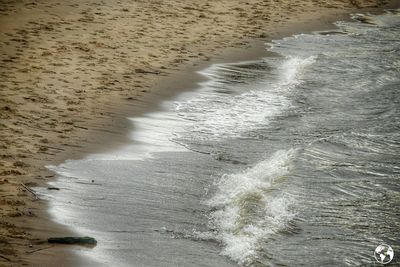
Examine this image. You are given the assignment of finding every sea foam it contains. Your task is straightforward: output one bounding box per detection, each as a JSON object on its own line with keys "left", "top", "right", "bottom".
{"left": 204, "top": 149, "right": 297, "bottom": 266}
{"left": 174, "top": 56, "right": 315, "bottom": 143}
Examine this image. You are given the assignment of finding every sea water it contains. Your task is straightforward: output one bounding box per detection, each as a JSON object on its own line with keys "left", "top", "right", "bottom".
{"left": 40, "top": 10, "right": 400, "bottom": 267}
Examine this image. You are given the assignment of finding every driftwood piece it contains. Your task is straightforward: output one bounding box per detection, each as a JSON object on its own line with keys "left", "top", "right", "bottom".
{"left": 47, "top": 187, "right": 60, "bottom": 190}
{"left": 48, "top": 236, "right": 97, "bottom": 245}
{"left": 0, "top": 254, "right": 11, "bottom": 261}
{"left": 26, "top": 245, "right": 54, "bottom": 254}
{"left": 134, "top": 68, "right": 160, "bottom": 75}
{"left": 20, "top": 183, "right": 38, "bottom": 200}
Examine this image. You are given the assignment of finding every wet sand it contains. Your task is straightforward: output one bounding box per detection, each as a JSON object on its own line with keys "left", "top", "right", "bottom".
{"left": 0, "top": 0, "right": 397, "bottom": 266}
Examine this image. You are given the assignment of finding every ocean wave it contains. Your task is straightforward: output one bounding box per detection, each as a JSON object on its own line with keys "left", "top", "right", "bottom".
{"left": 203, "top": 149, "right": 297, "bottom": 266}
{"left": 174, "top": 56, "right": 315, "bottom": 143}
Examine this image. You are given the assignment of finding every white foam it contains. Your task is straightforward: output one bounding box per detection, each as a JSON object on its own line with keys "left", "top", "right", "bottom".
{"left": 205, "top": 149, "right": 297, "bottom": 265}
{"left": 279, "top": 56, "right": 315, "bottom": 87}
{"left": 175, "top": 56, "right": 315, "bottom": 141}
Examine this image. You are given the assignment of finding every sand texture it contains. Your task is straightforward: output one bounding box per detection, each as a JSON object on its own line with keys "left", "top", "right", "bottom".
{"left": 0, "top": 0, "right": 394, "bottom": 265}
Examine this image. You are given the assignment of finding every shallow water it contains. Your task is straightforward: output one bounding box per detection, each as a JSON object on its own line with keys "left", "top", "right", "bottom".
{"left": 39, "top": 11, "right": 400, "bottom": 267}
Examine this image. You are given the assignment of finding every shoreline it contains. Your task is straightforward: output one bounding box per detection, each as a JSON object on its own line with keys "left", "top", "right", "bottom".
{"left": 1, "top": 1, "right": 399, "bottom": 266}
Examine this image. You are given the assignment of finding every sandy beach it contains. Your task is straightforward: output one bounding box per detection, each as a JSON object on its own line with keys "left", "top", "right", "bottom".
{"left": 0, "top": 0, "right": 397, "bottom": 266}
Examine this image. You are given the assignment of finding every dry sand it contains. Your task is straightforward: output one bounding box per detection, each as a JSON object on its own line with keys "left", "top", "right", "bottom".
{"left": 0, "top": 0, "right": 396, "bottom": 266}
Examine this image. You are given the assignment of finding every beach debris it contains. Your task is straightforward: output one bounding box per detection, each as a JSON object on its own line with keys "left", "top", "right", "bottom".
{"left": 26, "top": 245, "right": 54, "bottom": 254}
{"left": 258, "top": 32, "right": 267, "bottom": 38}
{"left": 48, "top": 236, "right": 97, "bottom": 245}
{"left": 20, "top": 183, "right": 38, "bottom": 200}
{"left": 134, "top": 68, "right": 160, "bottom": 75}
{"left": 318, "top": 30, "right": 348, "bottom": 36}
{"left": 74, "top": 125, "right": 88, "bottom": 130}
{"left": 0, "top": 254, "right": 11, "bottom": 261}
{"left": 47, "top": 187, "right": 60, "bottom": 190}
